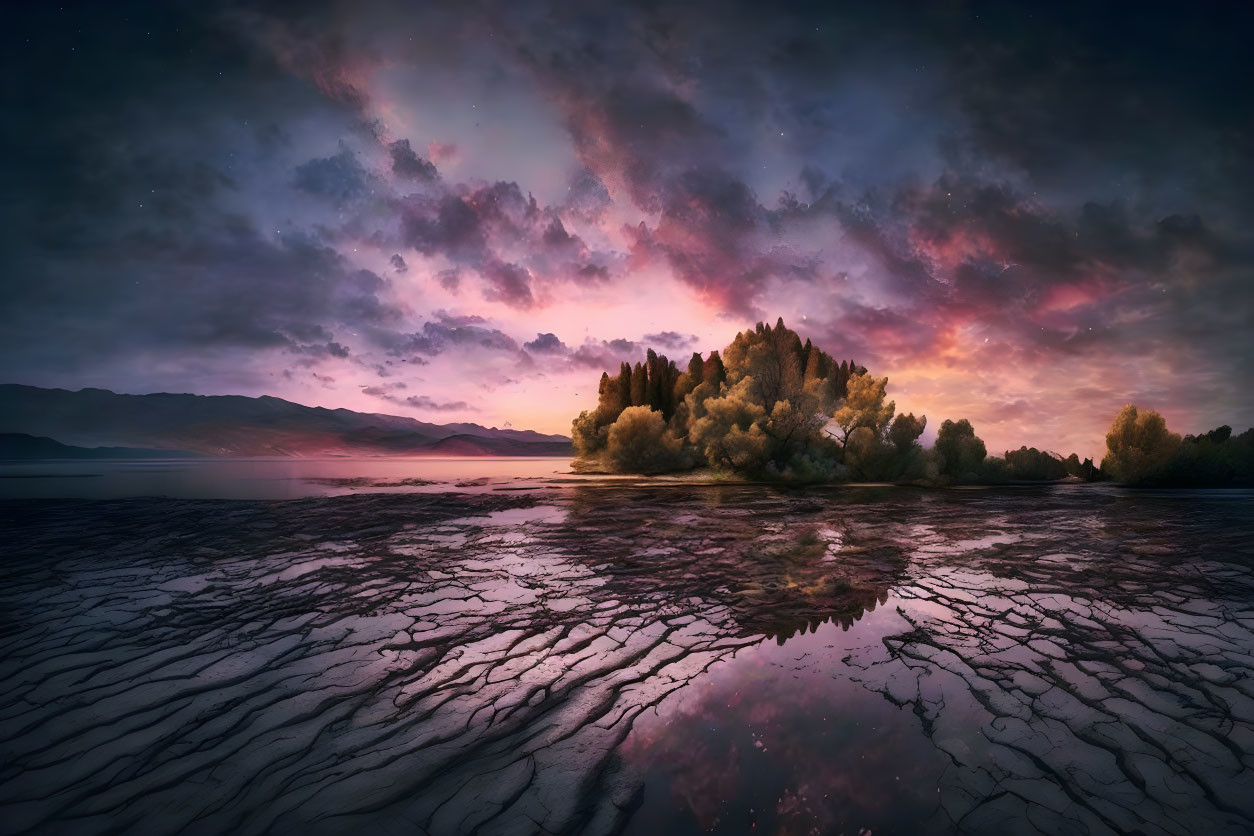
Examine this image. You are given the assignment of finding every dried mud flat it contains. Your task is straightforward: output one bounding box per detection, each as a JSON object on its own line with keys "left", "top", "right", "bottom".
{"left": 1, "top": 486, "right": 1253, "bottom": 835}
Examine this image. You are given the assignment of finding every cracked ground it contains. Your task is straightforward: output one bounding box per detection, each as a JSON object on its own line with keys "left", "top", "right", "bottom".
{"left": 1, "top": 485, "right": 1252, "bottom": 834}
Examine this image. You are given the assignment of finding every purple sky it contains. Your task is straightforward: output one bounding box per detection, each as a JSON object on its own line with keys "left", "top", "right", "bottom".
{"left": 4, "top": 1, "right": 1252, "bottom": 457}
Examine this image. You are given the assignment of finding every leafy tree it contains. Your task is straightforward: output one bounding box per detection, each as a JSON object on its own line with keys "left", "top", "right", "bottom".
{"left": 575, "top": 323, "right": 1254, "bottom": 486}
{"left": 1101, "top": 405, "right": 1180, "bottom": 484}
{"left": 688, "top": 377, "right": 768, "bottom": 470}
{"left": 571, "top": 409, "right": 607, "bottom": 456}
{"left": 831, "top": 373, "right": 894, "bottom": 446}
{"left": 844, "top": 427, "right": 893, "bottom": 479}
{"left": 888, "top": 413, "right": 927, "bottom": 453}
{"left": 605, "top": 406, "right": 690, "bottom": 474}
{"left": 762, "top": 397, "right": 832, "bottom": 472}
{"left": 1004, "top": 446, "right": 1067, "bottom": 481}
{"left": 574, "top": 319, "right": 913, "bottom": 481}
{"left": 1204, "top": 425, "right": 1233, "bottom": 444}
{"left": 934, "top": 418, "right": 987, "bottom": 480}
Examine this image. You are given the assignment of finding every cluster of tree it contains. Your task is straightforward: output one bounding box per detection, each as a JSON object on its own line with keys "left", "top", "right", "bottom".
{"left": 1102, "top": 405, "right": 1254, "bottom": 486}
{"left": 573, "top": 318, "right": 868, "bottom": 478}
{"left": 573, "top": 318, "right": 1107, "bottom": 484}
{"left": 999, "top": 447, "right": 1104, "bottom": 482}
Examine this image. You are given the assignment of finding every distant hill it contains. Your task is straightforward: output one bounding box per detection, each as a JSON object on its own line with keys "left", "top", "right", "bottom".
{"left": 421, "top": 435, "right": 573, "bottom": 457}
{"left": 0, "top": 385, "right": 571, "bottom": 458}
{"left": 0, "top": 433, "right": 203, "bottom": 460}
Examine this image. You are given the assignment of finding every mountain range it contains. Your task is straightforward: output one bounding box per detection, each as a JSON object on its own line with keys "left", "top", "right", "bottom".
{"left": 0, "top": 385, "right": 571, "bottom": 458}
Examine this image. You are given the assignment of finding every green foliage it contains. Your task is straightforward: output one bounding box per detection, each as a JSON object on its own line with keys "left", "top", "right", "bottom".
{"left": 576, "top": 337, "right": 1254, "bottom": 488}
{"left": 1004, "top": 446, "right": 1068, "bottom": 481}
{"left": 1101, "top": 405, "right": 1180, "bottom": 484}
{"left": 934, "top": 418, "right": 987, "bottom": 481}
{"left": 604, "top": 406, "right": 690, "bottom": 474}
{"left": 831, "top": 374, "right": 894, "bottom": 445}
{"left": 572, "top": 319, "right": 878, "bottom": 479}
{"left": 1101, "top": 406, "right": 1254, "bottom": 486}
{"left": 688, "top": 377, "right": 769, "bottom": 471}
{"left": 888, "top": 412, "right": 926, "bottom": 453}
{"left": 843, "top": 426, "right": 894, "bottom": 480}
{"left": 1063, "top": 453, "right": 1104, "bottom": 481}
{"left": 1166, "top": 427, "right": 1254, "bottom": 486}
{"left": 979, "top": 455, "right": 1010, "bottom": 484}
{"left": 571, "top": 409, "right": 607, "bottom": 457}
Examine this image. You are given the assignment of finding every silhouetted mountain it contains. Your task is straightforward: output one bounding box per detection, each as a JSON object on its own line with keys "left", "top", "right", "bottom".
{"left": 0, "top": 433, "right": 203, "bottom": 460}
{"left": 421, "top": 435, "right": 573, "bottom": 457}
{"left": 0, "top": 385, "right": 570, "bottom": 457}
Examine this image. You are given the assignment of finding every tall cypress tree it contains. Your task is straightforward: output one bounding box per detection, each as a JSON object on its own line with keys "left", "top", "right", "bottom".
{"left": 597, "top": 371, "right": 611, "bottom": 408}
{"left": 660, "top": 359, "right": 678, "bottom": 418}
{"left": 803, "top": 348, "right": 825, "bottom": 382}
{"left": 645, "top": 349, "right": 662, "bottom": 409}
{"left": 687, "top": 352, "right": 704, "bottom": 385}
{"left": 630, "top": 362, "right": 646, "bottom": 406}
{"left": 705, "top": 350, "right": 727, "bottom": 388}
{"left": 618, "top": 362, "right": 632, "bottom": 409}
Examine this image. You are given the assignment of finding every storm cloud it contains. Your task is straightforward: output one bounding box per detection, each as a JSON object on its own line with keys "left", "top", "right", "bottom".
{"left": 2, "top": 0, "right": 1250, "bottom": 448}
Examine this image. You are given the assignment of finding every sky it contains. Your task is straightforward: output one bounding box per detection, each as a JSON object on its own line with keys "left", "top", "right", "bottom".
{"left": 3, "top": 0, "right": 1252, "bottom": 458}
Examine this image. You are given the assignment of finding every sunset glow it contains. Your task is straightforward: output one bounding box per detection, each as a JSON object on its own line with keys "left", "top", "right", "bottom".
{"left": 5, "top": 2, "right": 1251, "bottom": 459}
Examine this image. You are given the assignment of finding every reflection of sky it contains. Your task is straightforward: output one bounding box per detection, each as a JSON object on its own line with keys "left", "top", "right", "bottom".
{"left": 6, "top": 4, "right": 1253, "bottom": 459}
{"left": 622, "top": 601, "right": 957, "bottom": 835}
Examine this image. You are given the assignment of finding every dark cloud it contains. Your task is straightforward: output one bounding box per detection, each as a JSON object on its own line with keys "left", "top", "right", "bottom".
{"left": 437, "top": 269, "right": 461, "bottom": 292}
{"left": 524, "top": 333, "right": 567, "bottom": 353}
{"left": 541, "top": 216, "right": 578, "bottom": 249}
{"left": 405, "top": 395, "right": 472, "bottom": 411}
{"left": 2, "top": 0, "right": 1251, "bottom": 434}
{"left": 360, "top": 382, "right": 471, "bottom": 412}
{"left": 575, "top": 263, "right": 610, "bottom": 282}
{"left": 564, "top": 168, "right": 612, "bottom": 220}
{"left": 382, "top": 313, "right": 519, "bottom": 359}
{"left": 480, "top": 260, "right": 535, "bottom": 308}
{"left": 360, "top": 382, "right": 406, "bottom": 397}
{"left": 388, "top": 176, "right": 594, "bottom": 305}
{"left": 623, "top": 168, "right": 821, "bottom": 314}
{"left": 400, "top": 193, "right": 489, "bottom": 261}
{"left": 387, "top": 138, "right": 439, "bottom": 181}
{"left": 293, "top": 146, "right": 371, "bottom": 206}
{"left": 643, "top": 331, "right": 698, "bottom": 351}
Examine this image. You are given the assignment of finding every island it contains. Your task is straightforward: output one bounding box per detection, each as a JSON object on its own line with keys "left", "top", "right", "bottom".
{"left": 572, "top": 318, "right": 1253, "bottom": 486}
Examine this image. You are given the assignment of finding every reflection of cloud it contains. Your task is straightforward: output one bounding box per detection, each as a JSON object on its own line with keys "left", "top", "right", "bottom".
{"left": 621, "top": 616, "right": 950, "bottom": 835}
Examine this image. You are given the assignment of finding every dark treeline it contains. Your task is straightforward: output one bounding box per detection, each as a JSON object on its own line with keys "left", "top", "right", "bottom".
{"left": 1000, "top": 447, "right": 1103, "bottom": 482}
{"left": 1101, "top": 406, "right": 1254, "bottom": 486}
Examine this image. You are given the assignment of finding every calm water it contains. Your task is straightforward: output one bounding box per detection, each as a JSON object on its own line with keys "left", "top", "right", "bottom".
{"left": 2, "top": 473, "right": 1252, "bottom": 835}
{"left": 0, "top": 456, "right": 573, "bottom": 499}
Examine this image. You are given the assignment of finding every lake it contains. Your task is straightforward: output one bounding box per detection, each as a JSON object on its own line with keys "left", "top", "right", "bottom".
{"left": 1, "top": 463, "right": 1252, "bottom": 834}
{"left": 0, "top": 456, "right": 576, "bottom": 500}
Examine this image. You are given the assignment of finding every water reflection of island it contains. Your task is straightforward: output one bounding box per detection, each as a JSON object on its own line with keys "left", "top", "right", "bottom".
{"left": 559, "top": 484, "right": 907, "bottom": 642}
